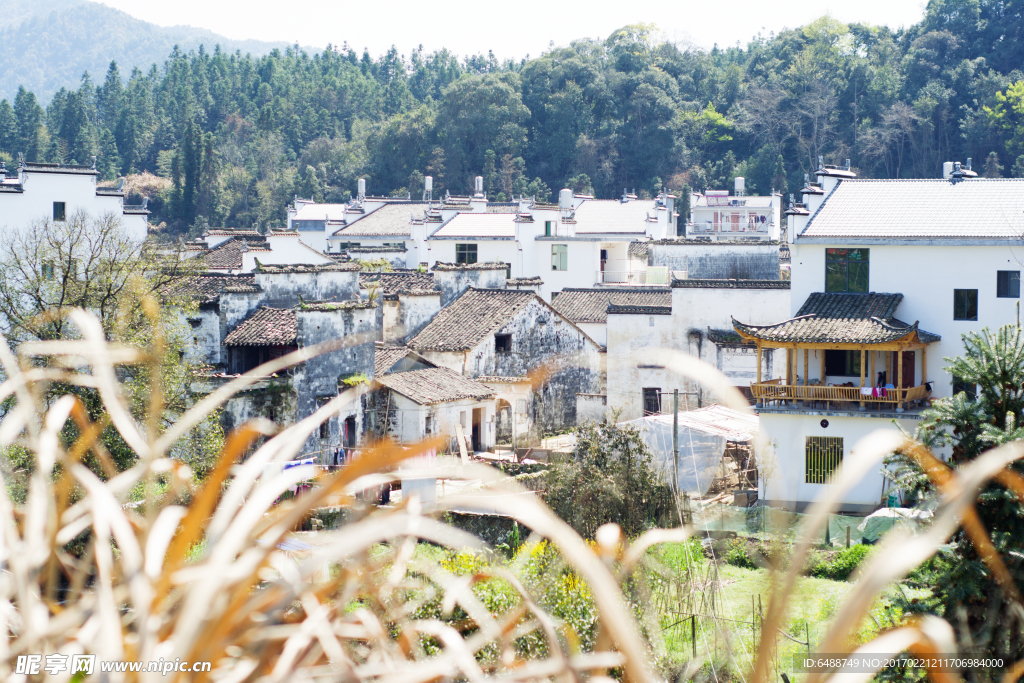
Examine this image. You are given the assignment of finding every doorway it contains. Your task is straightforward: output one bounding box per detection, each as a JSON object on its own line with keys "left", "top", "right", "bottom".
{"left": 890, "top": 351, "right": 915, "bottom": 388}
{"left": 472, "top": 408, "right": 483, "bottom": 452}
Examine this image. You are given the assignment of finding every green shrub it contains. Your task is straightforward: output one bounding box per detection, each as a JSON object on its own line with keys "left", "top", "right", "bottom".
{"left": 809, "top": 544, "right": 872, "bottom": 581}
{"left": 723, "top": 538, "right": 757, "bottom": 569}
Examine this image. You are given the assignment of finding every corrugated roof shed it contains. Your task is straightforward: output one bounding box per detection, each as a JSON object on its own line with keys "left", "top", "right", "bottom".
{"left": 223, "top": 307, "right": 297, "bottom": 346}
{"left": 377, "top": 367, "right": 495, "bottom": 404}
{"left": 552, "top": 288, "right": 671, "bottom": 323}
{"left": 802, "top": 178, "right": 1024, "bottom": 239}
{"left": 408, "top": 288, "right": 536, "bottom": 351}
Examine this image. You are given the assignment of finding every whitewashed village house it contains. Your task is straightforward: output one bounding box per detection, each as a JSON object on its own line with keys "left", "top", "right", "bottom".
{"left": 731, "top": 160, "right": 1024, "bottom": 511}
{"left": 687, "top": 177, "right": 782, "bottom": 242}
{"left": 0, "top": 158, "right": 149, "bottom": 239}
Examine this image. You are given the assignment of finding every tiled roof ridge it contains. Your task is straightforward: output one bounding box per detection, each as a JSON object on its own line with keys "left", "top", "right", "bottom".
{"left": 671, "top": 278, "right": 790, "bottom": 289}
{"left": 431, "top": 261, "right": 509, "bottom": 271}
{"left": 607, "top": 304, "right": 672, "bottom": 315}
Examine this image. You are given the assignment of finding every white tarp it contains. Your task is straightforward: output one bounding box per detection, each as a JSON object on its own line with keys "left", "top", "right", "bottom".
{"left": 622, "top": 405, "right": 758, "bottom": 495}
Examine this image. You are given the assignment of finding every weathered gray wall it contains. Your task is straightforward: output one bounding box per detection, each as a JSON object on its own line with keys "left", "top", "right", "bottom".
{"left": 397, "top": 292, "right": 442, "bottom": 341}
{"left": 293, "top": 304, "right": 377, "bottom": 455}
{"left": 255, "top": 270, "right": 360, "bottom": 306}
{"left": 648, "top": 242, "right": 781, "bottom": 280}
{"left": 433, "top": 265, "right": 508, "bottom": 306}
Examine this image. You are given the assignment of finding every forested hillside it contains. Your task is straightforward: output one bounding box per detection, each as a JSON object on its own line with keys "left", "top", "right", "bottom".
{"left": 4, "top": 0, "right": 1024, "bottom": 234}
{"left": 0, "top": 0, "right": 288, "bottom": 103}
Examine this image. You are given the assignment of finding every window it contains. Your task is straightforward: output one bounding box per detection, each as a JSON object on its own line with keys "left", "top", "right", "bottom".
{"left": 41, "top": 261, "right": 54, "bottom": 281}
{"left": 456, "top": 243, "right": 477, "bottom": 264}
{"left": 997, "top": 271, "right": 1020, "bottom": 298}
{"left": 335, "top": 242, "right": 361, "bottom": 251}
{"left": 642, "top": 388, "right": 661, "bottom": 416}
{"left": 382, "top": 242, "right": 404, "bottom": 249}
{"left": 825, "top": 248, "right": 869, "bottom": 293}
{"left": 495, "top": 334, "right": 512, "bottom": 353}
{"left": 551, "top": 244, "right": 567, "bottom": 271}
{"left": 424, "top": 415, "right": 433, "bottom": 435}
{"left": 805, "top": 436, "right": 843, "bottom": 484}
{"left": 952, "top": 378, "right": 977, "bottom": 401}
{"left": 824, "top": 350, "right": 861, "bottom": 377}
{"left": 544, "top": 221, "right": 553, "bottom": 237}
{"left": 53, "top": 202, "right": 66, "bottom": 222}
{"left": 954, "top": 289, "right": 978, "bottom": 320}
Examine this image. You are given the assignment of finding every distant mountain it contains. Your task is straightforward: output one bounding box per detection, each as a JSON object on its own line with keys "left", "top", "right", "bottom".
{"left": 0, "top": 0, "right": 293, "bottom": 102}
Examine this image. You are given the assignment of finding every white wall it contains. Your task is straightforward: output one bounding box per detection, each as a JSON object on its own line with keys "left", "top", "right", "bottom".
{"left": 790, "top": 242, "right": 1019, "bottom": 398}
{"left": 389, "top": 393, "right": 495, "bottom": 451}
{"left": 0, "top": 170, "right": 148, "bottom": 240}
{"left": 760, "top": 412, "right": 917, "bottom": 512}
{"left": 426, "top": 240, "right": 517, "bottom": 275}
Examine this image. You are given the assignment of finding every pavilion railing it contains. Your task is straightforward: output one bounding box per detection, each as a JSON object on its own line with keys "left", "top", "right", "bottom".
{"left": 751, "top": 382, "right": 931, "bottom": 409}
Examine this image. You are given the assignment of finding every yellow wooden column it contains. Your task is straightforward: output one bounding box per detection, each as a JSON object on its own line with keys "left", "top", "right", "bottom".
{"left": 870, "top": 349, "right": 876, "bottom": 389}
{"left": 922, "top": 346, "right": 928, "bottom": 385}
{"left": 859, "top": 347, "right": 866, "bottom": 410}
{"left": 786, "top": 348, "right": 792, "bottom": 385}
{"left": 756, "top": 343, "right": 762, "bottom": 384}
{"left": 897, "top": 349, "right": 904, "bottom": 412}
{"left": 820, "top": 349, "right": 826, "bottom": 382}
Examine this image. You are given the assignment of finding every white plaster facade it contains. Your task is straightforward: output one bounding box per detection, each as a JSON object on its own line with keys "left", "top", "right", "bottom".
{"left": 0, "top": 161, "right": 149, "bottom": 240}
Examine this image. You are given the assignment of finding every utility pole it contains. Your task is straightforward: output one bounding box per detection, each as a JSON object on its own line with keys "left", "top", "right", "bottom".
{"left": 673, "top": 389, "right": 680, "bottom": 496}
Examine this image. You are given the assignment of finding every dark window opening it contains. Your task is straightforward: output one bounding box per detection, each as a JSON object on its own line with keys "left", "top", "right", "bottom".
{"left": 824, "top": 350, "right": 861, "bottom": 376}
{"left": 495, "top": 333, "right": 512, "bottom": 353}
{"left": 456, "top": 243, "right": 477, "bottom": 264}
{"left": 954, "top": 289, "right": 978, "bottom": 320}
{"left": 41, "top": 261, "right": 54, "bottom": 280}
{"left": 997, "top": 271, "right": 1020, "bottom": 298}
{"left": 952, "top": 378, "right": 977, "bottom": 401}
{"left": 230, "top": 345, "right": 297, "bottom": 374}
{"left": 53, "top": 202, "right": 66, "bottom": 222}
{"left": 544, "top": 221, "right": 553, "bottom": 237}
{"left": 344, "top": 416, "right": 356, "bottom": 448}
{"left": 642, "top": 388, "right": 661, "bottom": 416}
{"left": 825, "top": 248, "right": 869, "bottom": 293}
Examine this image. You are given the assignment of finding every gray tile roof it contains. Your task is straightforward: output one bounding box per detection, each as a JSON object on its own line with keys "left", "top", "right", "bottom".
{"left": 801, "top": 178, "right": 1024, "bottom": 239}
{"left": 706, "top": 328, "right": 752, "bottom": 346}
{"left": 432, "top": 262, "right": 508, "bottom": 272}
{"left": 573, "top": 199, "right": 660, "bottom": 234}
{"left": 256, "top": 262, "right": 359, "bottom": 273}
{"left": 201, "top": 238, "right": 269, "bottom": 270}
{"left": 408, "top": 288, "right": 536, "bottom": 352}
{"left": 732, "top": 292, "right": 941, "bottom": 345}
{"left": 224, "top": 307, "right": 297, "bottom": 346}
{"left": 430, "top": 212, "right": 516, "bottom": 238}
{"left": 163, "top": 274, "right": 256, "bottom": 305}
{"left": 360, "top": 271, "right": 436, "bottom": 295}
{"left": 551, "top": 288, "right": 671, "bottom": 323}
{"left": 375, "top": 344, "right": 411, "bottom": 376}
{"left": 671, "top": 278, "right": 790, "bottom": 289}
{"left": 627, "top": 242, "right": 650, "bottom": 259}
{"left": 377, "top": 367, "right": 495, "bottom": 405}
{"left": 475, "top": 375, "right": 533, "bottom": 383}
{"left": 607, "top": 304, "right": 672, "bottom": 316}
{"left": 206, "top": 228, "right": 262, "bottom": 237}
{"left": 333, "top": 202, "right": 428, "bottom": 236}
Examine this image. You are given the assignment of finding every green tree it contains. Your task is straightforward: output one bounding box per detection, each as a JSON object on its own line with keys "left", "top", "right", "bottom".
{"left": 544, "top": 421, "right": 675, "bottom": 539}
{"left": 13, "top": 87, "right": 45, "bottom": 162}
{"left": 889, "top": 325, "right": 1024, "bottom": 670}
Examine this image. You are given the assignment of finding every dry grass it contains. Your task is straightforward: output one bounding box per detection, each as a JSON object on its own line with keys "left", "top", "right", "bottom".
{"left": 0, "top": 313, "right": 1021, "bottom": 682}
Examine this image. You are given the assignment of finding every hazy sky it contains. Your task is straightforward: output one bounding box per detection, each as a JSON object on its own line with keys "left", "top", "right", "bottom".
{"left": 94, "top": 0, "right": 927, "bottom": 60}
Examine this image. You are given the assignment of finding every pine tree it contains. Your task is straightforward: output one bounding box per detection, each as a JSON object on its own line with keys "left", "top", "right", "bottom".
{"left": 892, "top": 324, "right": 1024, "bottom": 671}
{"left": 0, "top": 100, "right": 16, "bottom": 157}
{"left": 97, "top": 61, "right": 125, "bottom": 130}
{"left": 13, "top": 87, "right": 45, "bottom": 162}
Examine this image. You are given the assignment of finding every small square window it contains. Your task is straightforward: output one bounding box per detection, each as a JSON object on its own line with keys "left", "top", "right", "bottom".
{"left": 954, "top": 289, "right": 978, "bottom": 320}
{"left": 495, "top": 334, "right": 512, "bottom": 353}
{"left": 53, "top": 202, "right": 66, "bottom": 222}
{"left": 456, "top": 243, "right": 477, "bottom": 264}
{"left": 952, "top": 378, "right": 977, "bottom": 401}
{"left": 805, "top": 436, "right": 843, "bottom": 484}
{"left": 997, "top": 271, "right": 1020, "bottom": 298}
{"left": 551, "top": 244, "right": 567, "bottom": 271}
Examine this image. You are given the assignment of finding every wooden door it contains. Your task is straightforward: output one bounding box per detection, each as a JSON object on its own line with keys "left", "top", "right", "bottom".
{"left": 891, "top": 351, "right": 915, "bottom": 388}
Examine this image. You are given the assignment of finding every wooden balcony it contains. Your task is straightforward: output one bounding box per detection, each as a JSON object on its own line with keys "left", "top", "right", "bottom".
{"left": 752, "top": 379, "right": 931, "bottom": 412}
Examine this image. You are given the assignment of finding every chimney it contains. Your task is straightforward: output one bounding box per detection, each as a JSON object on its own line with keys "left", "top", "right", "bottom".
{"left": 943, "top": 161, "right": 953, "bottom": 179}
{"left": 966, "top": 157, "right": 973, "bottom": 171}
{"left": 844, "top": 159, "right": 851, "bottom": 171}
